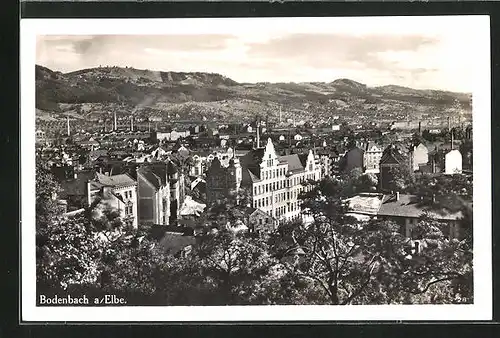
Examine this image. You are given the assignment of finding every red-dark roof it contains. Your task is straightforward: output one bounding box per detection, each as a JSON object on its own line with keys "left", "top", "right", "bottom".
{"left": 378, "top": 194, "right": 463, "bottom": 220}
{"left": 278, "top": 154, "right": 304, "bottom": 173}
{"left": 93, "top": 172, "right": 137, "bottom": 188}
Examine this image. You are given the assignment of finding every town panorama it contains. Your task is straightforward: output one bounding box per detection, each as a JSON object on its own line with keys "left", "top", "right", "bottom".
{"left": 35, "top": 63, "right": 473, "bottom": 307}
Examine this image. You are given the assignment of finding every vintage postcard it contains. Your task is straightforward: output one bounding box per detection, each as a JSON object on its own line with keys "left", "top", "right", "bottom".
{"left": 20, "top": 16, "right": 491, "bottom": 321}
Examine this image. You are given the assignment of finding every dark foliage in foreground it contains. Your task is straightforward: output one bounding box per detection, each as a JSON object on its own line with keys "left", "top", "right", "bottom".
{"left": 36, "top": 165, "right": 473, "bottom": 305}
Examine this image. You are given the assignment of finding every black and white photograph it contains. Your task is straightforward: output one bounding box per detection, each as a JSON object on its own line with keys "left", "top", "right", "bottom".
{"left": 21, "top": 16, "right": 491, "bottom": 321}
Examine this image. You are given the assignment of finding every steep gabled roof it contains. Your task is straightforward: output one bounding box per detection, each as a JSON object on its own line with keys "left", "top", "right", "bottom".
{"left": 94, "top": 172, "right": 136, "bottom": 188}
{"left": 297, "top": 153, "right": 309, "bottom": 168}
{"left": 138, "top": 169, "right": 163, "bottom": 190}
{"left": 239, "top": 148, "right": 265, "bottom": 178}
{"left": 245, "top": 168, "right": 261, "bottom": 183}
{"left": 279, "top": 154, "right": 304, "bottom": 173}
{"left": 241, "top": 148, "right": 265, "bottom": 167}
{"left": 380, "top": 145, "right": 407, "bottom": 165}
{"left": 378, "top": 194, "right": 463, "bottom": 220}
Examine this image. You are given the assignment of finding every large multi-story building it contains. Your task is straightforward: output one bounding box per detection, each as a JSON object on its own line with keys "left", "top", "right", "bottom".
{"left": 362, "top": 142, "right": 383, "bottom": 174}
{"left": 204, "top": 138, "right": 322, "bottom": 223}
{"left": 239, "top": 138, "right": 322, "bottom": 223}
{"left": 86, "top": 172, "right": 139, "bottom": 228}
{"left": 137, "top": 164, "right": 171, "bottom": 226}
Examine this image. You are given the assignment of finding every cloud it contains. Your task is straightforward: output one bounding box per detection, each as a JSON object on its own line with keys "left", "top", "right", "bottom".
{"left": 246, "top": 33, "right": 438, "bottom": 75}
{"left": 35, "top": 32, "right": 476, "bottom": 92}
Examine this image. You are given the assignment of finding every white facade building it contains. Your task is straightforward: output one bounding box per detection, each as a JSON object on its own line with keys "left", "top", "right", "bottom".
{"left": 445, "top": 149, "right": 462, "bottom": 174}
{"left": 409, "top": 143, "right": 429, "bottom": 171}
{"left": 239, "top": 138, "right": 322, "bottom": 223}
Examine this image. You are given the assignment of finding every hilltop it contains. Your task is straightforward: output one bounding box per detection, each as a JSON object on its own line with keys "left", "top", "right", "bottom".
{"left": 35, "top": 65, "right": 472, "bottom": 123}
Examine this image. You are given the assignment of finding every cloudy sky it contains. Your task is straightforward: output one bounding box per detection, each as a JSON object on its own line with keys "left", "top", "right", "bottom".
{"left": 35, "top": 17, "right": 489, "bottom": 92}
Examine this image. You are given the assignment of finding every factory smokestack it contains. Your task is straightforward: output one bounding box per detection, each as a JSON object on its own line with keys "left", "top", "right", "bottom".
{"left": 451, "top": 128, "right": 454, "bottom": 150}
{"left": 66, "top": 115, "right": 70, "bottom": 136}
{"left": 113, "top": 111, "right": 117, "bottom": 131}
{"left": 256, "top": 116, "right": 261, "bottom": 148}
{"left": 279, "top": 106, "right": 282, "bottom": 124}
{"left": 447, "top": 116, "right": 451, "bottom": 131}
{"left": 418, "top": 121, "right": 422, "bottom": 135}
{"left": 130, "top": 116, "right": 134, "bottom": 131}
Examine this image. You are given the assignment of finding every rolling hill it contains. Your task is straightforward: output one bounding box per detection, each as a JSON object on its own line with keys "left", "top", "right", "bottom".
{"left": 35, "top": 65, "right": 472, "bottom": 123}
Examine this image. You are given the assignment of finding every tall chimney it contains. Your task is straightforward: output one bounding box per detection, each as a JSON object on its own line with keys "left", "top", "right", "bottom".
{"left": 279, "top": 106, "right": 282, "bottom": 124}
{"left": 418, "top": 121, "right": 422, "bottom": 135}
{"left": 148, "top": 120, "right": 151, "bottom": 132}
{"left": 396, "top": 191, "right": 400, "bottom": 201}
{"left": 66, "top": 115, "right": 70, "bottom": 136}
{"left": 130, "top": 116, "right": 134, "bottom": 131}
{"left": 432, "top": 194, "right": 436, "bottom": 204}
{"left": 113, "top": 111, "right": 117, "bottom": 131}
{"left": 451, "top": 128, "right": 454, "bottom": 150}
{"left": 447, "top": 116, "right": 451, "bottom": 131}
{"left": 256, "top": 116, "right": 260, "bottom": 148}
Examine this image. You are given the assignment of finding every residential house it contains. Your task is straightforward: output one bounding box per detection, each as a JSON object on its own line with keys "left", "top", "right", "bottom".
{"left": 231, "top": 205, "right": 277, "bottom": 234}
{"left": 86, "top": 173, "right": 139, "bottom": 228}
{"left": 344, "top": 192, "right": 464, "bottom": 240}
{"left": 377, "top": 193, "right": 463, "bottom": 240}
{"left": 58, "top": 170, "right": 96, "bottom": 211}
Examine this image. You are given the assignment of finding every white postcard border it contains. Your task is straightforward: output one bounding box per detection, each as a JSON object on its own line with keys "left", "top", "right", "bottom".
{"left": 21, "top": 16, "right": 492, "bottom": 322}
